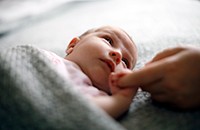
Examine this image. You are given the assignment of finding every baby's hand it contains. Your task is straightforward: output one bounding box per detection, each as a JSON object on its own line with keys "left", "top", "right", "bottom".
{"left": 109, "top": 70, "right": 138, "bottom": 99}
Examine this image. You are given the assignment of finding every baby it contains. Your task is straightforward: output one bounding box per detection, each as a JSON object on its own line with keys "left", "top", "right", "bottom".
{"left": 43, "top": 25, "right": 138, "bottom": 119}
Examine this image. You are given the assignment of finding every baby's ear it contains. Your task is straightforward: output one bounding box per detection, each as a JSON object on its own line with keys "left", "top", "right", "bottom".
{"left": 65, "top": 37, "right": 80, "bottom": 55}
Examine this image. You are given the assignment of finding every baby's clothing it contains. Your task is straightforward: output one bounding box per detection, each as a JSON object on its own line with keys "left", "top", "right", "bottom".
{"left": 41, "top": 49, "right": 108, "bottom": 97}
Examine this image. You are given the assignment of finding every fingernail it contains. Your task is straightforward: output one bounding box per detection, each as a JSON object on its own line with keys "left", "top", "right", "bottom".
{"left": 110, "top": 74, "right": 118, "bottom": 86}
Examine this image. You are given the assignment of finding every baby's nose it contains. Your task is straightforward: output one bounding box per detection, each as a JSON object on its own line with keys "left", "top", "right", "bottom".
{"left": 109, "top": 50, "right": 122, "bottom": 65}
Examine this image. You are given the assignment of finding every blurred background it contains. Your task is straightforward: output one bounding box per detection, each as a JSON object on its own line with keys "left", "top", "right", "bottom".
{"left": 0, "top": 0, "right": 200, "bottom": 68}
{"left": 0, "top": 1, "right": 200, "bottom": 129}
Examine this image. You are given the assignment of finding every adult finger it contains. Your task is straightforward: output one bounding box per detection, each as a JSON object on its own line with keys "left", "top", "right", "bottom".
{"left": 141, "top": 81, "right": 172, "bottom": 104}
{"left": 141, "top": 79, "right": 165, "bottom": 95}
{"left": 149, "top": 47, "right": 185, "bottom": 63}
{"left": 118, "top": 59, "right": 170, "bottom": 87}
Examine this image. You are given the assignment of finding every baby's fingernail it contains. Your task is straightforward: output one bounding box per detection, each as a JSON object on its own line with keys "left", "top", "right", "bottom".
{"left": 110, "top": 72, "right": 117, "bottom": 79}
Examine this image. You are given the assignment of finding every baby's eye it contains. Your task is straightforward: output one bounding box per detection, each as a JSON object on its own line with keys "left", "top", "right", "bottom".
{"left": 103, "top": 36, "right": 113, "bottom": 45}
{"left": 122, "top": 58, "right": 129, "bottom": 69}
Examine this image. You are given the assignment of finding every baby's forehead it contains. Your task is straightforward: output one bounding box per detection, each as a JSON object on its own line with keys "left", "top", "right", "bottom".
{"left": 80, "top": 26, "right": 123, "bottom": 37}
{"left": 95, "top": 26, "right": 123, "bottom": 35}
{"left": 96, "top": 26, "right": 136, "bottom": 48}
{"left": 82, "top": 25, "right": 136, "bottom": 50}
{"left": 97, "top": 26, "right": 134, "bottom": 44}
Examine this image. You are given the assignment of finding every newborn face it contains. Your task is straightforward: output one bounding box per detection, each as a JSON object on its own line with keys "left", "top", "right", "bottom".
{"left": 66, "top": 26, "right": 137, "bottom": 93}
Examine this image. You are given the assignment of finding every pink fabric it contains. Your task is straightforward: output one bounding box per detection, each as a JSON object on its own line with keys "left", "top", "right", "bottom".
{"left": 41, "top": 50, "right": 107, "bottom": 97}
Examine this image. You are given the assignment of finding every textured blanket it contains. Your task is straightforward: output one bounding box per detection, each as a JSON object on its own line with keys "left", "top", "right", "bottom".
{"left": 0, "top": 45, "right": 200, "bottom": 130}
{"left": 0, "top": 45, "right": 125, "bottom": 130}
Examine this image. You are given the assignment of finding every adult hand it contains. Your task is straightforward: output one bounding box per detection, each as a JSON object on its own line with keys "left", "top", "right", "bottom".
{"left": 117, "top": 46, "right": 200, "bottom": 110}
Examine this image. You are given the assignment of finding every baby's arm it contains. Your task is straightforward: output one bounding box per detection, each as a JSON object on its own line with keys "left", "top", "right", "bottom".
{"left": 91, "top": 71, "right": 138, "bottom": 119}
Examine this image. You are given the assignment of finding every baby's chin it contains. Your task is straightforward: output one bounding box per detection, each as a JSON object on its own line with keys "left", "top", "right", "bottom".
{"left": 93, "top": 82, "right": 111, "bottom": 94}
{"left": 87, "top": 72, "right": 111, "bottom": 94}
{"left": 101, "top": 86, "right": 111, "bottom": 95}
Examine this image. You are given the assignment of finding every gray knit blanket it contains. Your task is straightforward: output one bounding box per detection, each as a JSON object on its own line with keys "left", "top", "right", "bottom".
{"left": 0, "top": 45, "right": 200, "bottom": 130}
